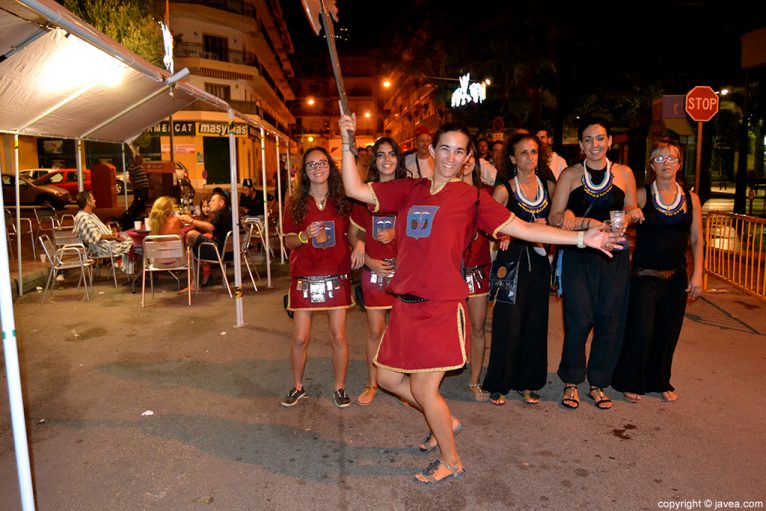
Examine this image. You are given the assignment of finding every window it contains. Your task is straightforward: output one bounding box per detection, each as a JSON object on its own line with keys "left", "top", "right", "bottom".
{"left": 205, "top": 83, "right": 231, "bottom": 101}
{"left": 203, "top": 34, "right": 228, "bottom": 61}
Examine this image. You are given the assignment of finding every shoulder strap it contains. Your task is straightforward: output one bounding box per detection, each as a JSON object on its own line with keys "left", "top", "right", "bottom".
{"left": 462, "top": 185, "right": 482, "bottom": 267}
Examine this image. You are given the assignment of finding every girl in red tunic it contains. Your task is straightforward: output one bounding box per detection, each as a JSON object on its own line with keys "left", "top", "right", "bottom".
{"left": 339, "top": 114, "right": 621, "bottom": 484}
{"left": 280, "top": 147, "right": 364, "bottom": 409}
{"left": 350, "top": 137, "right": 408, "bottom": 406}
{"left": 460, "top": 142, "right": 497, "bottom": 402}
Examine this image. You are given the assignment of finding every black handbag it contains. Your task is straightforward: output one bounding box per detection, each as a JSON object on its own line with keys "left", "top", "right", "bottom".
{"left": 488, "top": 256, "right": 520, "bottom": 304}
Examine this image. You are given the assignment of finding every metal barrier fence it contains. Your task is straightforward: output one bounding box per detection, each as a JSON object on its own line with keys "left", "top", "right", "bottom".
{"left": 705, "top": 211, "right": 766, "bottom": 301}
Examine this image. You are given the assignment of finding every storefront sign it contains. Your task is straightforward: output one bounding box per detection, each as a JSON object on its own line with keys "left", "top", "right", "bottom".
{"left": 197, "top": 122, "right": 249, "bottom": 137}
{"left": 161, "top": 144, "right": 196, "bottom": 154}
{"left": 148, "top": 121, "right": 196, "bottom": 136}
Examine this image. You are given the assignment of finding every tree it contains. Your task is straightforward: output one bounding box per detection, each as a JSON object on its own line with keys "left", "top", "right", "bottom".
{"left": 61, "top": 0, "right": 163, "bottom": 66}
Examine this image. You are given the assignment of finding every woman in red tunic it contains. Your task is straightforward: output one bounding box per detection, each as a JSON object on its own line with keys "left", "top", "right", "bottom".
{"left": 461, "top": 143, "right": 496, "bottom": 402}
{"left": 350, "top": 137, "right": 408, "bottom": 405}
{"left": 339, "top": 114, "right": 621, "bottom": 484}
{"left": 281, "top": 146, "right": 364, "bottom": 409}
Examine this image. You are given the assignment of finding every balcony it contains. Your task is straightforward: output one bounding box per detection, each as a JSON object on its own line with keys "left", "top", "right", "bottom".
{"left": 176, "top": 42, "right": 258, "bottom": 67}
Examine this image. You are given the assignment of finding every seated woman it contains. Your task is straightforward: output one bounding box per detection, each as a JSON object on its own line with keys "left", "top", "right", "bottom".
{"left": 148, "top": 196, "right": 184, "bottom": 236}
{"left": 146, "top": 196, "right": 186, "bottom": 268}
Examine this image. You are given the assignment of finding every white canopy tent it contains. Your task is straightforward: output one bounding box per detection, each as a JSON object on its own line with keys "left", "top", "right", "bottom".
{"left": 0, "top": 1, "right": 291, "bottom": 508}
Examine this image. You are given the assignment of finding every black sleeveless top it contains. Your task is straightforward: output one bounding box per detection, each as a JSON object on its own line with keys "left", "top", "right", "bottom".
{"left": 566, "top": 166, "right": 625, "bottom": 221}
{"left": 500, "top": 178, "right": 552, "bottom": 250}
{"left": 632, "top": 184, "right": 693, "bottom": 271}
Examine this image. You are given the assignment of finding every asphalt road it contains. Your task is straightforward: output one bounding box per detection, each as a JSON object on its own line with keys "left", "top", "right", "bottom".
{"left": 1, "top": 269, "right": 765, "bottom": 510}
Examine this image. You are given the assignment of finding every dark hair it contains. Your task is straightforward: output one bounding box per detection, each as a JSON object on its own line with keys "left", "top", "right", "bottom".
{"left": 367, "top": 137, "right": 407, "bottom": 183}
{"left": 578, "top": 117, "right": 612, "bottom": 140}
{"left": 465, "top": 139, "right": 482, "bottom": 188}
{"left": 432, "top": 122, "right": 471, "bottom": 150}
{"left": 76, "top": 190, "right": 91, "bottom": 209}
{"left": 499, "top": 133, "right": 550, "bottom": 182}
{"left": 289, "top": 146, "right": 349, "bottom": 223}
{"left": 213, "top": 190, "right": 230, "bottom": 208}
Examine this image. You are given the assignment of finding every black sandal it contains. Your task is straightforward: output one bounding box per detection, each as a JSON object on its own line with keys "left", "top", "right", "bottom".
{"left": 561, "top": 385, "right": 579, "bottom": 409}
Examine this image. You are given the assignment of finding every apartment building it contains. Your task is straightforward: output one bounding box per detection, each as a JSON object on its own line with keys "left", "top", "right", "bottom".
{"left": 160, "top": 0, "right": 296, "bottom": 187}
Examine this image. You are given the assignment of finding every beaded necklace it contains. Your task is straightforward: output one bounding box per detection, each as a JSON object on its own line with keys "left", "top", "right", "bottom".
{"left": 651, "top": 181, "right": 685, "bottom": 221}
{"left": 581, "top": 159, "right": 613, "bottom": 200}
{"left": 513, "top": 174, "right": 548, "bottom": 218}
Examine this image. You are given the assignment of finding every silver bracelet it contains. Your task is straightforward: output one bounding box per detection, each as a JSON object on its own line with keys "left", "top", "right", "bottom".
{"left": 576, "top": 231, "right": 585, "bottom": 249}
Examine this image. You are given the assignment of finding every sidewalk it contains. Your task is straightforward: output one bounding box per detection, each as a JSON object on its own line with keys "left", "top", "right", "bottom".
{"left": 1, "top": 270, "right": 764, "bottom": 510}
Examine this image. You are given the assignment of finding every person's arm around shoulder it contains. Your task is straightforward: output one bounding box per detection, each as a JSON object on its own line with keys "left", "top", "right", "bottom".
{"left": 339, "top": 114, "right": 375, "bottom": 204}
{"left": 687, "top": 192, "right": 703, "bottom": 301}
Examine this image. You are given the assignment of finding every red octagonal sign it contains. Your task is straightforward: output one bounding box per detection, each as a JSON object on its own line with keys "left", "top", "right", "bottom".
{"left": 685, "top": 85, "right": 719, "bottom": 122}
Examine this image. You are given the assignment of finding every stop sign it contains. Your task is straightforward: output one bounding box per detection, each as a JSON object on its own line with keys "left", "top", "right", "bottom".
{"left": 685, "top": 85, "right": 719, "bottom": 122}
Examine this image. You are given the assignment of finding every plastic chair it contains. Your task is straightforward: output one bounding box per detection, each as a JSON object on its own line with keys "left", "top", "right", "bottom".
{"left": 141, "top": 234, "right": 192, "bottom": 307}
{"left": 5, "top": 209, "right": 36, "bottom": 260}
{"left": 38, "top": 234, "right": 93, "bottom": 304}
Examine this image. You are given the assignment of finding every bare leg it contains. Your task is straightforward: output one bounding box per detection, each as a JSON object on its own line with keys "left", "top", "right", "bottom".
{"left": 377, "top": 367, "right": 421, "bottom": 410}
{"left": 467, "top": 295, "right": 489, "bottom": 400}
{"left": 290, "top": 310, "right": 313, "bottom": 389}
{"left": 327, "top": 308, "right": 349, "bottom": 390}
{"left": 411, "top": 371, "right": 462, "bottom": 469}
{"left": 364, "top": 308, "right": 387, "bottom": 379}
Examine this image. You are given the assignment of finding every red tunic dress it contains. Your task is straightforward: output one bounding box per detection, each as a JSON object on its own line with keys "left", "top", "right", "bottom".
{"left": 369, "top": 179, "right": 514, "bottom": 372}
{"left": 351, "top": 201, "right": 397, "bottom": 309}
{"left": 283, "top": 199, "right": 353, "bottom": 311}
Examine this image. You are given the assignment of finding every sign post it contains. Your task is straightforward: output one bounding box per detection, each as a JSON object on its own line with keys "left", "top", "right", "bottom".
{"left": 685, "top": 85, "right": 719, "bottom": 193}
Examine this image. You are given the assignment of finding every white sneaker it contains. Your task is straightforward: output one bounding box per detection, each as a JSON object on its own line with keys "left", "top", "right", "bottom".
{"left": 56, "top": 274, "right": 65, "bottom": 282}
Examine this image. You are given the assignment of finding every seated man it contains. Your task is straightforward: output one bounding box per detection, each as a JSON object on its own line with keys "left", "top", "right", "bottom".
{"left": 180, "top": 190, "right": 232, "bottom": 286}
{"left": 239, "top": 178, "right": 272, "bottom": 218}
{"left": 73, "top": 190, "right": 133, "bottom": 262}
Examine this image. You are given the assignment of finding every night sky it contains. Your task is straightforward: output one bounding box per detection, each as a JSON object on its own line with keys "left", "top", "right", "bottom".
{"left": 283, "top": 0, "right": 762, "bottom": 104}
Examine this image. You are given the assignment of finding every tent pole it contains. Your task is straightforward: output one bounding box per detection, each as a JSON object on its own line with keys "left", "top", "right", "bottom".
{"left": 260, "top": 127, "right": 271, "bottom": 288}
{"left": 275, "top": 137, "right": 285, "bottom": 263}
{"left": 121, "top": 145, "right": 128, "bottom": 209}
{"left": 0, "top": 167, "right": 37, "bottom": 511}
{"left": 228, "top": 110, "right": 244, "bottom": 326}
{"left": 76, "top": 139, "right": 84, "bottom": 192}
{"left": 14, "top": 134, "right": 23, "bottom": 295}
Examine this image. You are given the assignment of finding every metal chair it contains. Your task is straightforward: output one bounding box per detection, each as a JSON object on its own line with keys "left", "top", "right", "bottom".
{"left": 59, "top": 213, "right": 76, "bottom": 227}
{"left": 34, "top": 206, "right": 60, "bottom": 244}
{"left": 224, "top": 227, "right": 258, "bottom": 292}
{"left": 141, "top": 234, "right": 192, "bottom": 307}
{"left": 38, "top": 234, "right": 93, "bottom": 304}
{"left": 82, "top": 244, "right": 119, "bottom": 287}
{"left": 193, "top": 233, "right": 233, "bottom": 298}
{"left": 5, "top": 209, "right": 35, "bottom": 260}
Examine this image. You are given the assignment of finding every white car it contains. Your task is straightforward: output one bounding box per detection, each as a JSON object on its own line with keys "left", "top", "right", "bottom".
{"left": 19, "top": 168, "right": 59, "bottom": 182}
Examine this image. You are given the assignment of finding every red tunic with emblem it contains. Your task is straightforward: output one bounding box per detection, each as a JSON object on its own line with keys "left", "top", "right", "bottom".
{"left": 351, "top": 201, "right": 397, "bottom": 309}
{"left": 283, "top": 199, "right": 353, "bottom": 311}
{"left": 369, "top": 178, "right": 514, "bottom": 372}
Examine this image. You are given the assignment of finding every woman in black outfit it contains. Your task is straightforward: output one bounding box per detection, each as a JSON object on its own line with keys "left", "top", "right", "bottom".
{"left": 612, "top": 139, "right": 702, "bottom": 403}
{"left": 483, "top": 133, "right": 556, "bottom": 406}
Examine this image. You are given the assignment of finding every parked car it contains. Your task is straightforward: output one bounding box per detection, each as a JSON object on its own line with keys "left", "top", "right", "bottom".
{"left": 115, "top": 170, "right": 133, "bottom": 194}
{"left": 34, "top": 168, "right": 90, "bottom": 194}
{"left": 19, "top": 168, "right": 57, "bottom": 182}
{"left": 2, "top": 173, "right": 72, "bottom": 209}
